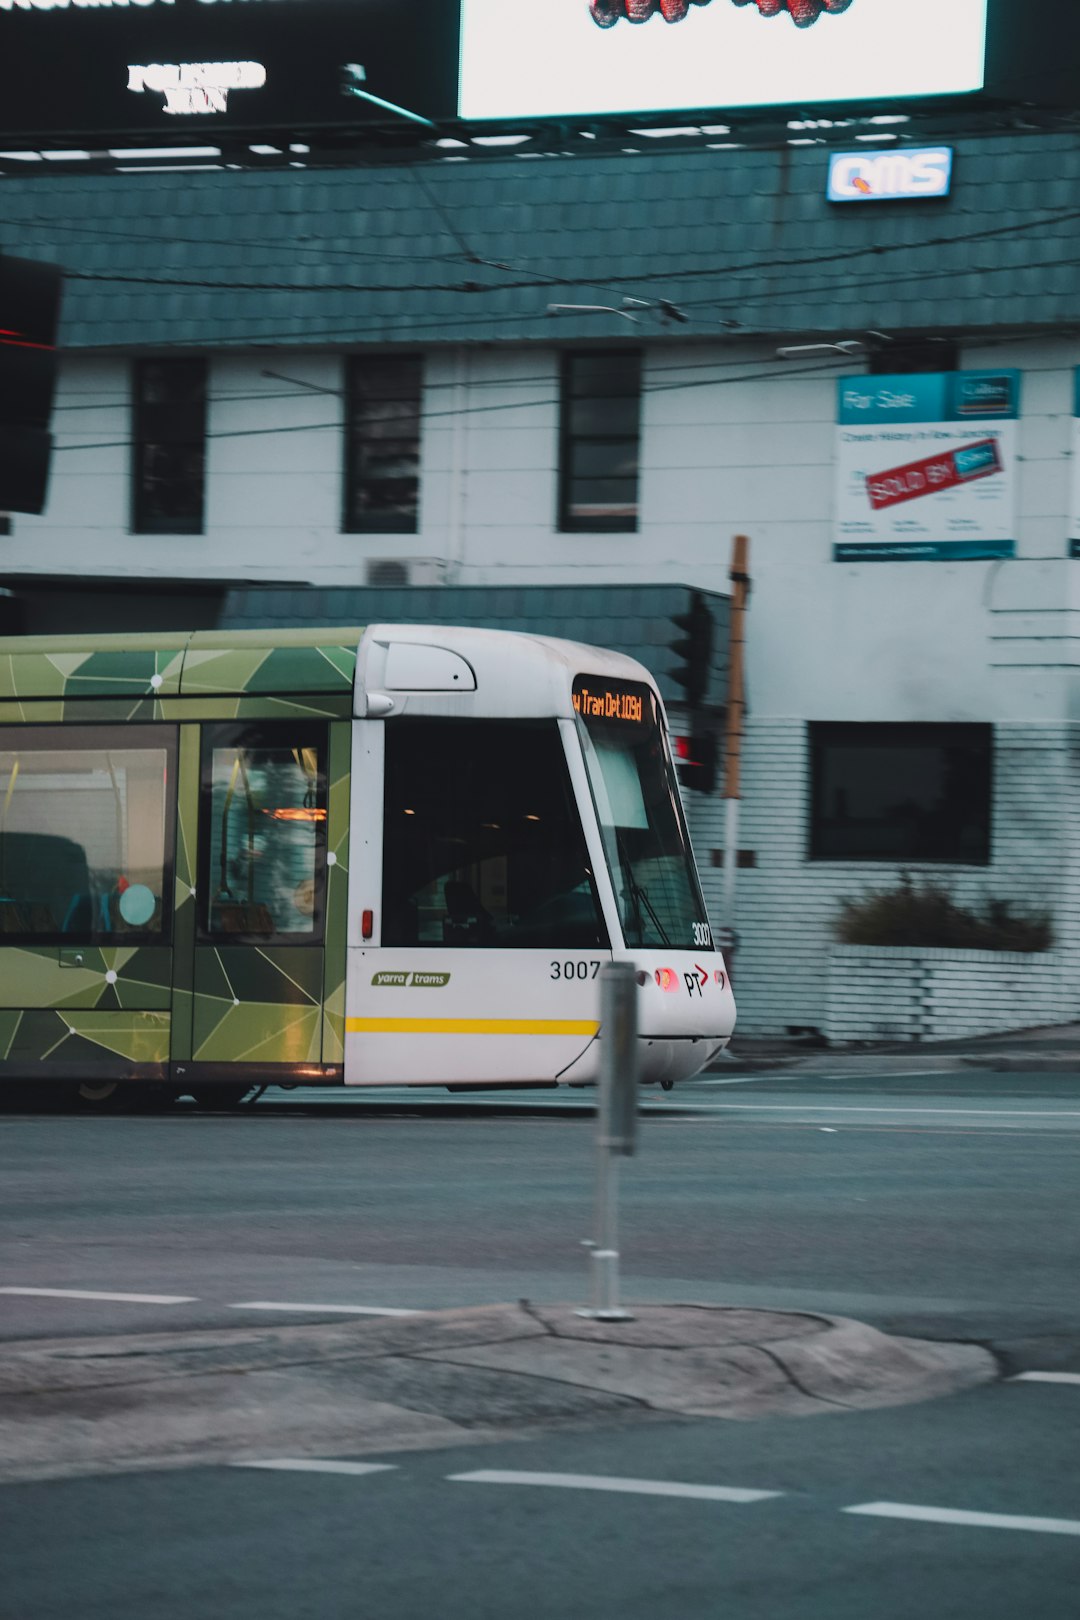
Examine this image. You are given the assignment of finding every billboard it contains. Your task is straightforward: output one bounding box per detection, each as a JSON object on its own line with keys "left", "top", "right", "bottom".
{"left": 834, "top": 371, "right": 1020, "bottom": 563}
{"left": 0, "top": 0, "right": 460, "bottom": 143}
{"left": 458, "top": 0, "right": 990, "bottom": 121}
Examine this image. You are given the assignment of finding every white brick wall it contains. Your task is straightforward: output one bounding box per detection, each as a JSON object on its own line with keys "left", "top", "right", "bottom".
{"left": 686, "top": 719, "right": 1080, "bottom": 1037}
{"left": 825, "top": 946, "right": 1066, "bottom": 1044}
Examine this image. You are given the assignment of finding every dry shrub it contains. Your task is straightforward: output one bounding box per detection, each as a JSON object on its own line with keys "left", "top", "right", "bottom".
{"left": 834, "top": 873, "right": 1053, "bottom": 953}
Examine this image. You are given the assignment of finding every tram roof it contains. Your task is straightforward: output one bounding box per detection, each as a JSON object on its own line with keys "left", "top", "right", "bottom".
{"left": 0, "top": 627, "right": 365, "bottom": 701}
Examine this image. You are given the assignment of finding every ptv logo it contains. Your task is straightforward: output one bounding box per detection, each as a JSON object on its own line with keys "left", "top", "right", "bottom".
{"left": 684, "top": 964, "right": 710, "bottom": 997}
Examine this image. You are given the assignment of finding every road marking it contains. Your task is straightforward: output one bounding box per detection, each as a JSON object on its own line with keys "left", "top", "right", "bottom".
{"left": 0, "top": 1286, "right": 197, "bottom": 1304}
{"left": 447, "top": 1470, "right": 781, "bottom": 1503}
{"left": 229, "top": 1301, "right": 422, "bottom": 1317}
{"left": 694, "top": 1104, "right": 1080, "bottom": 1119}
{"left": 844, "top": 1501, "right": 1080, "bottom": 1536}
{"left": 232, "top": 1460, "right": 396, "bottom": 1477}
{"left": 1011, "top": 1371, "right": 1080, "bottom": 1386}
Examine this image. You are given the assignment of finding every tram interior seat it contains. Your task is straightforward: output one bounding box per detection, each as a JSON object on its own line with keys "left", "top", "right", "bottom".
{"left": 0, "top": 832, "right": 92, "bottom": 935}
{"left": 211, "top": 899, "right": 276, "bottom": 935}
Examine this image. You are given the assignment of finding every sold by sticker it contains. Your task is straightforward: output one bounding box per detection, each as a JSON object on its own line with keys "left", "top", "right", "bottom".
{"left": 867, "top": 439, "right": 1002, "bottom": 511}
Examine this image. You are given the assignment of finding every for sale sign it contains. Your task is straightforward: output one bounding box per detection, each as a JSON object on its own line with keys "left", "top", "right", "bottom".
{"left": 834, "top": 371, "right": 1019, "bottom": 563}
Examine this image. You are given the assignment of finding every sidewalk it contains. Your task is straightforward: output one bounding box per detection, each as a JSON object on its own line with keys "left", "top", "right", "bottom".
{"left": 713, "top": 1022, "right": 1080, "bottom": 1076}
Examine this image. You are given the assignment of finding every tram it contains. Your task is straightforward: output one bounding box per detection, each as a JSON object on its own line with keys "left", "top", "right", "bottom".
{"left": 0, "top": 623, "right": 735, "bottom": 1106}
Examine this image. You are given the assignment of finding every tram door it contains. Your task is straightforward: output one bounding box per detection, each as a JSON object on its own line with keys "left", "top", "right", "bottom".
{"left": 345, "top": 715, "right": 612, "bottom": 1086}
{"left": 171, "top": 720, "right": 344, "bottom": 1089}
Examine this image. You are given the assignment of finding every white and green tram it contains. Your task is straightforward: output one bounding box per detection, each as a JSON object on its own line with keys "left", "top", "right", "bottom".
{"left": 0, "top": 622, "right": 735, "bottom": 1106}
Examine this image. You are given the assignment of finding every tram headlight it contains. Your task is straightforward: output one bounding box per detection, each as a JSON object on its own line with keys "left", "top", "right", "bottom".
{"left": 655, "top": 967, "right": 680, "bottom": 992}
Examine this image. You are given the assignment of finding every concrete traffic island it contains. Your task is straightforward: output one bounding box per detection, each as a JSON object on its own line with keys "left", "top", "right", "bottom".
{"left": 0, "top": 1303, "right": 997, "bottom": 1483}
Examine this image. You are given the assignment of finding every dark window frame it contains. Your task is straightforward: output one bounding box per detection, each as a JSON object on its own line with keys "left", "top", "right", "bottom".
{"left": 132, "top": 357, "right": 208, "bottom": 535}
{"left": 343, "top": 353, "right": 423, "bottom": 535}
{"left": 809, "top": 721, "right": 993, "bottom": 865}
{"left": 0, "top": 721, "right": 178, "bottom": 946}
{"left": 197, "top": 720, "right": 329, "bottom": 947}
{"left": 558, "top": 349, "right": 642, "bottom": 534}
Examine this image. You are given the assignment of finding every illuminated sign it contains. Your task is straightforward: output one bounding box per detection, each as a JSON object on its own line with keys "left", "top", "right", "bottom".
{"left": 459, "top": 0, "right": 989, "bottom": 120}
{"left": 827, "top": 147, "right": 953, "bottom": 203}
{"left": 573, "top": 676, "right": 650, "bottom": 727}
{"left": 0, "top": 0, "right": 459, "bottom": 141}
{"left": 127, "top": 61, "right": 266, "bottom": 114}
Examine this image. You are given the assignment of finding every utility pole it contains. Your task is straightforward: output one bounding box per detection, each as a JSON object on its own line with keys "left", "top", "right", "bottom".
{"left": 720, "top": 534, "right": 750, "bottom": 978}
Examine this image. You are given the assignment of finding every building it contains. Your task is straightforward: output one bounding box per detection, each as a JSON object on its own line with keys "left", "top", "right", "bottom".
{"left": 3, "top": 127, "right": 1080, "bottom": 1034}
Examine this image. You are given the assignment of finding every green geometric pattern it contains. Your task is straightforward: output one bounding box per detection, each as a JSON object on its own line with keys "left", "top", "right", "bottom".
{"left": 192, "top": 947, "right": 324, "bottom": 1064}
{"left": 0, "top": 629, "right": 361, "bottom": 705}
{"left": 322, "top": 722, "right": 351, "bottom": 1065}
{"left": 0, "top": 628, "right": 362, "bottom": 1077}
{"left": 0, "top": 946, "right": 172, "bottom": 1010}
{"left": 0, "top": 1009, "right": 170, "bottom": 1065}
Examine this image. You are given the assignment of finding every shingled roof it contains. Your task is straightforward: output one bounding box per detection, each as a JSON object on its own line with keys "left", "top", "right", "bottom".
{"left": 2, "top": 130, "right": 1079, "bottom": 350}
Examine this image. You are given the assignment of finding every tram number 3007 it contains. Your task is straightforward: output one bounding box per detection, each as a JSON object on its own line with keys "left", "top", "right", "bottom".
{"left": 550, "top": 960, "right": 603, "bottom": 980}
{"left": 693, "top": 922, "right": 712, "bottom": 948}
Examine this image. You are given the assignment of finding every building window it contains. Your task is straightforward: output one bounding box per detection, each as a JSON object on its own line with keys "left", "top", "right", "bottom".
{"left": 559, "top": 350, "right": 641, "bottom": 533}
{"left": 809, "top": 723, "right": 992, "bottom": 863}
{"left": 132, "top": 359, "right": 207, "bottom": 534}
{"left": 344, "top": 355, "right": 422, "bottom": 533}
{"left": 868, "top": 341, "right": 959, "bottom": 375}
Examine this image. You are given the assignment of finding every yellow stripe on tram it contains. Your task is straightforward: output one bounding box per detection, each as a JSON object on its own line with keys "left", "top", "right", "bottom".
{"left": 345, "top": 1017, "right": 601, "bottom": 1037}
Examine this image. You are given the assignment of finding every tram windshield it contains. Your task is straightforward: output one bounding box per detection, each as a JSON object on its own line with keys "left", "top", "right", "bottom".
{"left": 573, "top": 675, "right": 711, "bottom": 951}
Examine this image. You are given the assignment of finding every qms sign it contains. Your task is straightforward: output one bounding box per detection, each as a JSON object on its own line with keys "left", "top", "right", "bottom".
{"left": 827, "top": 147, "right": 953, "bottom": 204}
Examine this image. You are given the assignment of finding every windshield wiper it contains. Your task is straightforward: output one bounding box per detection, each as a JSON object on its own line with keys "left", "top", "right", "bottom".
{"left": 616, "top": 833, "right": 670, "bottom": 948}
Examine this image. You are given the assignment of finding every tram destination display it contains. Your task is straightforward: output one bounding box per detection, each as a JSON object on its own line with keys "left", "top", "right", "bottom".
{"left": 0, "top": 0, "right": 460, "bottom": 142}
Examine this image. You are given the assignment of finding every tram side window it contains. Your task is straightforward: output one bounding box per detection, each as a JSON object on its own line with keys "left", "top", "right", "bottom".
{"left": 0, "top": 725, "right": 175, "bottom": 942}
{"left": 199, "top": 724, "right": 327, "bottom": 941}
{"left": 383, "top": 720, "right": 607, "bottom": 950}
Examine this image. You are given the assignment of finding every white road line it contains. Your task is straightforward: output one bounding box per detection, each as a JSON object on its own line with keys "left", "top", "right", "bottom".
{"left": 0, "top": 1286, "right": 197, "bottom": 1304}
{"left": 1011, "top": 1371, "right": 1080, "bottom": 1386}
{"left": 232, "top": 1460, "right": 396, "bottom": 1477}
{"left": 691, "top": 1104, "right": 1080, "bottom": 1118}
{"left": 844, "top": 1501, "right": 1080, "bottom": 1536}
{"left": 229, "top": 1301, "right": 422, "bottom": 1317}
{"left": 447, "top": 1470, "right": 781, "bottom": 1503}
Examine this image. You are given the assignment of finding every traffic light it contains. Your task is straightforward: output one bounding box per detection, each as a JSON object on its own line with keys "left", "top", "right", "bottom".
{"left": 0, "top": 253, "right": 65, "bottom": 515}
{"left": 668, "top": 589, "right": 714, "bottom": 709}
{"left": 675, "top": 730, "right": 718, "bottom": 794}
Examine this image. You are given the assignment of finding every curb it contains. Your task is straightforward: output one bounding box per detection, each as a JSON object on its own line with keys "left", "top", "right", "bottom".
{"left": 0, "top": 1302, "right": 997, "bottom": 1483}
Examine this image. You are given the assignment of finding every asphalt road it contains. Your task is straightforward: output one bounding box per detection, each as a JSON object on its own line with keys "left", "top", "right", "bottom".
{"left": 1, "top": 1069, "right": 1078, "bottom": 1360}
{"left": 2, "top": 1068, "right": 1078, "bottom": 1618}
{"left": 2, "top": 1370, "right": 1079, "bottom": 1619}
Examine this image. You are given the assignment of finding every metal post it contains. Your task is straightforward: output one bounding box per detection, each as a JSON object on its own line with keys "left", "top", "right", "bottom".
{"left": 578, "top": 961, "right": 638, "bottom": 1321}
{"left": 721, "top": 534, "right": 751, "bottom": 984}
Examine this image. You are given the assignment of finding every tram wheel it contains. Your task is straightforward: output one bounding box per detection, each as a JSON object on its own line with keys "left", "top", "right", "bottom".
{"left": 191, "top": 1084, "right": 252, "bottom": 1110}
{"left": 659, "top": 1078, "right": 675, "bottom": 1091}
{"left": 74, "top": 1080, "right": 125, "bottom": 1109}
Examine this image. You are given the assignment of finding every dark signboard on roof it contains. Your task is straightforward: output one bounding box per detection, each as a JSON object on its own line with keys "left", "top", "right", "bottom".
{"left": 0, "top": 0, "right": 459, "bottom": 144}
